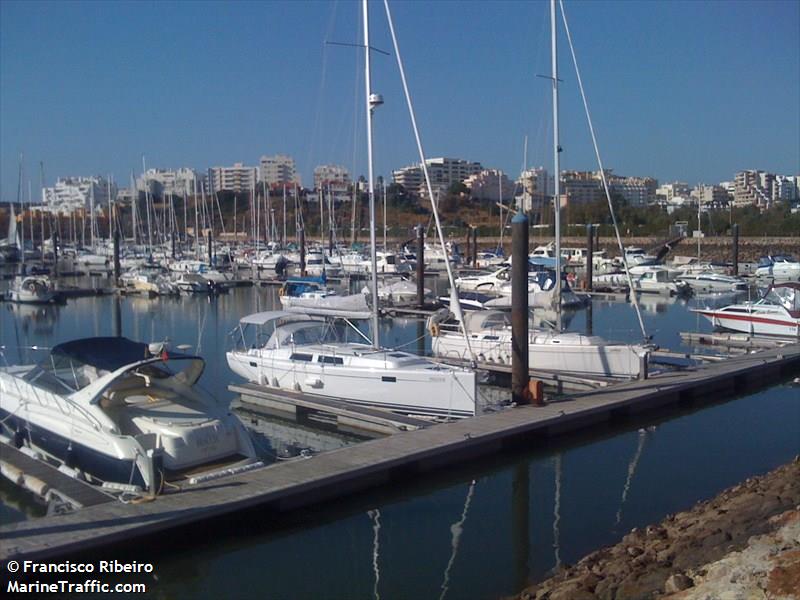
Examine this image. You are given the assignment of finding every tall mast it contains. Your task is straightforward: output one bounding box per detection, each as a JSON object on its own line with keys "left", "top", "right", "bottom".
{"left": 142, "top": 155, "right": 152, "bottom": 252}
{"left": 364, "top": 0, "right": 380, "bottom": 348}
{"left": 551, "top": 0, "right": 562, "bottom": 331}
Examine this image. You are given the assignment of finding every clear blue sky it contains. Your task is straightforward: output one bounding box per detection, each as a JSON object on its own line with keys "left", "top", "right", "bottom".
{"left": 1, "top": 0, "right": 798, "bottom": 201}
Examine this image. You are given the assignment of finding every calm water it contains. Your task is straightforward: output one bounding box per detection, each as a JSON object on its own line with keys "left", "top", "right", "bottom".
{"left": 1, "top": 277, "right": 798, "bottom": 599}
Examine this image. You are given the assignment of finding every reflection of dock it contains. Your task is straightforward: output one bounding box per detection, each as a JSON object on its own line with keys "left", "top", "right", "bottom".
{"left": 2, "top": 343, "right": 798, "bottom": 563}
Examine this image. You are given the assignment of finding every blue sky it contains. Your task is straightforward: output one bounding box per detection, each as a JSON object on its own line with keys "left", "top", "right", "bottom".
{"left": 1, "top": 0, "right": 798, "bottom": 201}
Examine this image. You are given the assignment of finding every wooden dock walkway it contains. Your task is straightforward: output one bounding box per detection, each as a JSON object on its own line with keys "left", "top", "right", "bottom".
{"left": 2, "top": 343, "right": 798, "bottom": 562}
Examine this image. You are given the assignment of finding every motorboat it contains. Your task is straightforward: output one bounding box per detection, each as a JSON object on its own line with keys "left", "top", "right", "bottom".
{"left": 8, "top": 275, "right": 57, "bottom": 304}
{"left": 623, "top": 247, "right": 659, "bottom": 266}
{"left": 172, "top": 272, "right": 213, "bottom": 294}
{"left": 675, "top": 270, "right": 748, "bottom": 293}
{"left": 692, "top": 282, "right": 800, "bottom": 337}
{"left": 0, "top": 337, "right": 257, "bottom": 491}
{"left": 487, "top": 269, "right": 584, "bottom": 308}
{"left": 303, "top": 251, "right": 343, "bottom": 278}
{"left": 362, "top": 277, "right": 430, "bottom": 308}
{"left": 120, "top": 269, "right": 179, "bottom": 296}
{"left": 438, "top": 290, "right": 500, "bottom": 311}
{"left": 455, "top": 265, "right": 511, "bottom": 292}
{"left": 635, "top": 268, "right": 691, "bottom": 296}
{"left": 429, "top": 310, "right": 649, "bottom": 379}
{"left": 755, "top": 255, "right": 800, "bottom": 281}
{"left": 227, "top": 311, "right": 477, "bottom": 418}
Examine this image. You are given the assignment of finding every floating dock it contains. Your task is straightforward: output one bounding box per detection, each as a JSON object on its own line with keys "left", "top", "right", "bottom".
{"left": 1, "top": 343, "right": 798, "bottom": 563}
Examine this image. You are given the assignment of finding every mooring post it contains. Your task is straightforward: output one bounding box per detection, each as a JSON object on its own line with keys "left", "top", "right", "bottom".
{"left": 586, "top": 223, "right": 594, "bottom": 292}
{"left": 112, "top": 294, "right": 122, "bottom": 337}
{"left": 113, "top": 229, "right": 121, "bottom": 285}
{"left": 171, "top": 233, "right": 176, "bottom": 260}
{"left": 52, "top": 231, "right": 59, "bottom": 277}
{"left": 732, "top": 223, "right": 739, "bottom": 276}
{"left": 465, "top": 227, "right": 471, "bottom": 266}
{"left": 207, "top": 231, "right": 213, "bottom": 267}
{"left": 512, "top": 212, "right": 530, "bottom": 405}
{"left": 472, "top": 227, "right": 478, "bottom": 267}
{"left": 328, "top": 229, "right": 334, "bottom": 254}
{"left": 299, "top": 228, "right": 306, "bottom": 277}
{"left": 416, "top": 225, "right": 425, "bottom": 308}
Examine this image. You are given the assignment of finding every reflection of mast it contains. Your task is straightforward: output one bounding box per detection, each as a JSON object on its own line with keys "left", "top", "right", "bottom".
{"left": 615, "top": 429, "right": 650, "bottom": 527}
{"left": 552, "top": 453, "right": 562, "bottom": 570}
{"left": 439, "top": 479, "right": 477, "bottom": 600}
{"left": 368, "top": 509, "right": 381, "bottom": 600}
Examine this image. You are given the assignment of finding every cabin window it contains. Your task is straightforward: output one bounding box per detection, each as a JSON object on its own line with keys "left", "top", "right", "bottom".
{"left": 290, "top": 353, "right": 314, "bottom": 362}
{"left": 382, "top": 376, "right": 397, "bottom": 382}
{"left": 389, "top": 353, "right": 407, "bottom": 358}
{"left": 483, "top": 335, "right": 500, "bottom": 341}
{"left": 318, "top": 355, "right": 344, "bottom": 365}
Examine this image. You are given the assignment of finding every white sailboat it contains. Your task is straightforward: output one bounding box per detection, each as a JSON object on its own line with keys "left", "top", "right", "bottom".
{"left": 430, "top": 0, "right": 649, "bottom": 379}
{"left": 226, "top": 0, "right": 478, "bottom": 419}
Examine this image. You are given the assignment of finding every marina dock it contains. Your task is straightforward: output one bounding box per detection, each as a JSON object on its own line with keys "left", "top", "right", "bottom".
{"left": 2, "top": 342, "right": 798, "bottom": 563}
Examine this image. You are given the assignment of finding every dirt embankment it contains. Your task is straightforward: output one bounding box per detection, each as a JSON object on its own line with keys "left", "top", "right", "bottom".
{"left": 516, "top": 459, "right": 800, "bottom": 600}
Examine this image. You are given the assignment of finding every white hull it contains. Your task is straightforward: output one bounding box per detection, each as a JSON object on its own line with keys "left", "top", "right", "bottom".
{"left": 695, "top": 308, "right": 800, "bottom": 337}
{"left": 432, "top": 329, "right": 646, "bottom": 379}
{"left": 227, "top": 346, "right": 476, "bottom": 418}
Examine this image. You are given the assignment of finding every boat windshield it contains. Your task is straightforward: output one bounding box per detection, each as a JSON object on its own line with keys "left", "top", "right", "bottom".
{"left": 22, "top": 337, "right": 196, "bottom": 395}
{"left": 765, "top": 284, "right": 800, "bottom": 312}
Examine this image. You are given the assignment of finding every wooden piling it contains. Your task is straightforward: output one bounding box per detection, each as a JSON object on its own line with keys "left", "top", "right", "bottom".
{"left": 512, "top": 212, "right": 530, "bottom": 405}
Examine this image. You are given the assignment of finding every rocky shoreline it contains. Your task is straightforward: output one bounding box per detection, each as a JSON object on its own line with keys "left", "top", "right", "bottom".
{"left": 516, "top": 459, "right": 800, "bottom": 600}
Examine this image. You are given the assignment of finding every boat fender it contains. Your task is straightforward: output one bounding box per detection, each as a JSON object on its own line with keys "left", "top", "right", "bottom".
{"left": 278, "top": 287, "right": 285, "bottom": 297}
{"left": 23, "top": 474, "right": 50, "bottom": 498}
{"left": 428, "top": 322, "right": 440, "bottom": 338}
{"left": 0, "top": 461, "right": 24, "bottom": 485}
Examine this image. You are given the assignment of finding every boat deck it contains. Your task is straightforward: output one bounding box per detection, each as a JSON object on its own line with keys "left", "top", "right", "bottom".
{"left": 1, "top": 343, "right": 798, "bottom": 562}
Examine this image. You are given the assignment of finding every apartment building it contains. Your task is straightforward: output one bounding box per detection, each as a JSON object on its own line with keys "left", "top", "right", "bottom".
{"left": 259, "top": 155, "right": 299, "bottom": 187}
{"left": 463, "top": 170, "right": 515, "bottom": 202}
{"left": 392, "top": 157, "right": 483, "bottom": 199}
{"left": 137, "top": 168, "right": 197, "bottom": 197}
{"left": 207, "top": 163, "right": 258, "bottom": 193}
{"left": 41, "top": 176, "right": 117, "bottom": 214}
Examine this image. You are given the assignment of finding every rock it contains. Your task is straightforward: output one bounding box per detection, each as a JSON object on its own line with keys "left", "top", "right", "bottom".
{"left": 664, "top": 572, "right": 694, "bottom": 593}
{"left": 626, "top": 545, "right": 644, "bottom": 557}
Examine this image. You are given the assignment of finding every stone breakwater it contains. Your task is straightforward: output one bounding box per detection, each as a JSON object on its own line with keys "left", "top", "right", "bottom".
{"left": 516, "top": 459, "right": 800, "bottom": 600}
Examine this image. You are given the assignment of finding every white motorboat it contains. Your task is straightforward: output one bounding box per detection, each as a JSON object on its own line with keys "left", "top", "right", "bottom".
{"left": 635, "top": 268, "right": 691, "bottom": 296}
{"left": 486, "top": 270, "right": 584, "bottom": 308}
{"left": 455, "top": 265, "right": 511, "bottom": 292}
{"left": 303, "top": 251, "right": 343, "bottom": 278}
{"left": 362, "top": 277, "right": 429, "bottom": 308}
{"left": 8, "top": 275, "right": 57, "bottom": 304}
{"left": 0, "top": 337, "right": 257, "bottom": 491}
{"left": 226, "top": 311, "right": 476, "bottom": 418}
{"left": 755, "top": 255, "right": 800, "bottom": 281}
{"left": 430, "top": 311, "right": 648, "bottom": 379}
{"left": 675, "top": 270, "right": 748, "bottom": 293}
{"left": 172, "top": 272, "right": 212, "bottom": 294}
{"left": 692, "top": 282, "right": 800, "bottom": 337}
{"left": 623, "top": 247, "right": 659, "bottom": 266}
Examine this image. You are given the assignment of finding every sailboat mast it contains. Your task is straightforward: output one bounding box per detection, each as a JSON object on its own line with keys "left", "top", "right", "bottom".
{"left": 551, "top": 0, "right": 563, "bottom": 331}
{"left": 364, "top": 0, "right": 380, "bottom": 348}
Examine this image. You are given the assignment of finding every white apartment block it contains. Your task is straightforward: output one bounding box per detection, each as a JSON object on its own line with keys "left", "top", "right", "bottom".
{"left": 392, "top": 157, "right": 483, "bottom": 199}
{"left": 610, "top": 176, "right": 658, "bottom": 207}
{"left": 259, "top": 155, "right": 299, "bottom": 187}
{"left": 463, "top": 170, "right": 516, "bottom": 202}
{"left": 208, "top": 163, "right": 258, "bottom": 193}
{"left": 137, "top": 168, "right": 197, "bottom": 197}
{"left": 734, "top": 170, "right": 772, "bottom": 208}
{"left": 41, "top": 176, "right": 117, "bottom": 214}
{"left": 515, "top": 167, "right": 552, "bottom": 212}
{"left": 313, "top": 165, "right": 351, "bottom": 194}
{"left": 691, "top": 184, "right": 730, "bottom": 209}
{"left": 774, "top": 175, "right": 799, "bottom": 202}
{"left": 656, "top": 182, "right": 690, "bottom": 203}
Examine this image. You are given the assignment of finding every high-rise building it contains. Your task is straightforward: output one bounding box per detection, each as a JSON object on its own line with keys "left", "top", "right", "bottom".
{"left": 734, "top": 170, "right": 772, "bottom": 208}
{"left": 41, "top": 176, "right": 117, "bottom": 214}
{"left": 259, "top": 155, "right": 299, "bottom": 187}
{"left": 463, "top": 170, "right": 515, "bottom": 202}
{"left": 137, "top": 168, "right": 197, "bottom": 197}
{"left": 392, "top": 157, "right": 483, "bottom": 199}
{"left": 207, "top": 163, "right": 258, "bottom": 193}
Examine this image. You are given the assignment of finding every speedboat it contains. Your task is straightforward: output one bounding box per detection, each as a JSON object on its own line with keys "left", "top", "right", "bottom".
{"left": 227, "top": 311, "right": 477, "bottom": 418}
{"left": 692, "top": 282, "right": 800, "bottom": 337}
{"left": 362, "top": 277, "right": 430, "bottom": 308}
{"left": 675, "top": 270, "right": 748, "bottom": 293}
{"left": 0, "top": 337, "right": 257, "bottom": 491}
{"left": 755, "top": 255, "right": 800, "bottom": 281}
{"left": 455, "top": 265, "right": 511, "bottom": 292}
{"left": 429, "top": 310, "right": 649, "bottom": 379}
{"left": 173, "top": 272, "right": 213, "bottom": 294}
{"left": 8, "top": 275, "right": 57, "bottom": 304}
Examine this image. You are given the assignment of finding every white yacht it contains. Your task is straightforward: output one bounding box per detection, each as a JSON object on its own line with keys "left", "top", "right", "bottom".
{"left": 0, "top": 337, "right": 257, "bottom": 491}
{"left": 755, "top": 255, "right": 800, "bottom": 281}
{"left": 8, "top": 275, "right": 57, "bottom": 304}
{"left": 692, "top": 282, "right": 800, "bottom": 337}
{"left": 675, "top": 270, "right": 748, "bottom": 293}
{"left": 226, "top": 311, "right": 477, "bottom": 418}
{"left": 430, "top": 311, "right": 648, "bottom": 379}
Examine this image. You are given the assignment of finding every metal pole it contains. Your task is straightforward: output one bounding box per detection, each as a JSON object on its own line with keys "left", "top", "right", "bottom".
{"left": 472, "top": 227, "right": 477, "bottom": 267}
{"left": 586, "top": 223, "right": 594, "bottom": 291}
{"left": 512, "top": 212, "right": 530, "bottom": 405}
{"left": 465, "top": 227, "right": 471, "bottom": 266}
{"left": 364, "top": 0, "right": 380, "bottom": 348}
{"left": 113, "top": 228, "right": 121, "bottom": 285}
{"left": 299, "top": 228, "right": 306, "bottom": 276}
{"left": 551, "top": 0, "right": 562, "bottom": 333}
{"left": 207, "top": 230, "right": 213, "bottom": 267}
{"left": 732, "top": 223, "right": 739, "bottom": 276}
{"left": 416, "top": 225, "right": 425, "bottom": 308}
